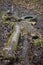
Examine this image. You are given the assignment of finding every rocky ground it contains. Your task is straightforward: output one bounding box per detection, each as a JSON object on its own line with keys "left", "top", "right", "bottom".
{"left": 0, "top": 0, "right": 43, "bottom": 65}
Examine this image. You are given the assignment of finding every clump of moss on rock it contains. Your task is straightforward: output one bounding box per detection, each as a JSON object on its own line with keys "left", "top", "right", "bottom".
{"left": 34, "top": 39, "right": 43, "bottom": 46}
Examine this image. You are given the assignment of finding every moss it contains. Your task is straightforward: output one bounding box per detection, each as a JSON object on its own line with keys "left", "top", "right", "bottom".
{"left": 2, "top": 21, "right": 9, "bottom": 25}
{"left": 6, "top": 28, "right": 15, "bottom": 48}
{"left": 9, "top": 22, "right": 14, "bottom": 27}
{"left": 3, "top": 24, "right": 20, "bottom": 51}
{"left": 2, "top": 14, "right": 8, "bottom": 20}
{"left": 3, "top": 21, "right": 15, "bottom": 47}
{"left": 2, "top": 13, "right": 14, "bottom": 21}
{"left": 31, "top": 0, "right": 39, "bottom": 2}
{"left": 34, "top": 39, "right": 43, "bottom": 46}
{"left": 13, "top": 33, "right": 20, "bottom": 51}
{"left": 2, "top": 21, "right": 14, "bottom": 27}
{"left": 13, "top": 42, "right": 18, "bottom": 51}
